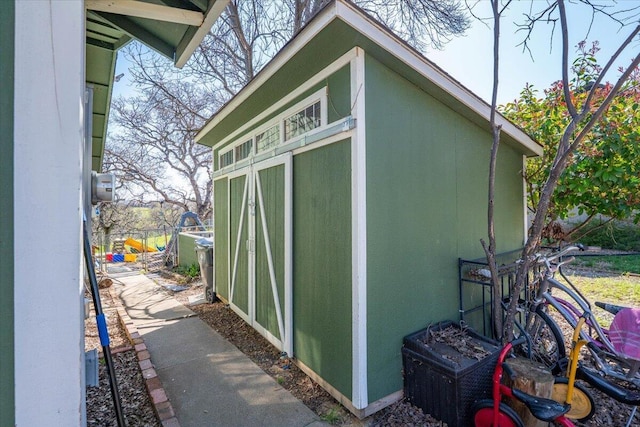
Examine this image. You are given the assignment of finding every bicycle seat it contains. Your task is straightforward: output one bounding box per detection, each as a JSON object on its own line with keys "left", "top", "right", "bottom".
{"left": 577, "top": 365, "right": 640, "bottom": 405}
{"left": 511, "top": 388, "right": 570, "bottom": 421}
{"left": 595, "top": 301, "right": 628, "bottom": 315}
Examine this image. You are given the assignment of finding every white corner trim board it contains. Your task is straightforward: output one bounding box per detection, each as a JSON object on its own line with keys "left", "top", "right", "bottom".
{"left": 350, "top": 46, "right": 368, "bottom": 410}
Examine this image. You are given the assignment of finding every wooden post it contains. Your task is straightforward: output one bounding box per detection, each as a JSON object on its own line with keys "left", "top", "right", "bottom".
{"left": 503, "top": 357, "right": 555, "bottom": 427}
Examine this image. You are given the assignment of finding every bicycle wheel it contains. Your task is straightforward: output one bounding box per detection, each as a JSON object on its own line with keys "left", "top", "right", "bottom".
{"left": 472, "top": 399, "right": 525, "bottom": 427}
{"left": 524, "top": 306, "right": 566, "bottom": 369}
{"left": 552, "top": 377, "right": 595, "bottom": 422}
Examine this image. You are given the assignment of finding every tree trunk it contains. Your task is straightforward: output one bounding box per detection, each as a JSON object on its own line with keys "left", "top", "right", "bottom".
{"left": 503, "top": 357, "right": 555, "bottom": 427}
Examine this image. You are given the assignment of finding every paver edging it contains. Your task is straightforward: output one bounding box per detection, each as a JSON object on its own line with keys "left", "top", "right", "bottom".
{"left": 108, "top": 285, "right": 181, "bottom": 427}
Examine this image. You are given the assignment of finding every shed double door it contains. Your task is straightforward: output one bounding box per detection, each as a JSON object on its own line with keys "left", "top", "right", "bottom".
{"left": 227, "top": 154, "right": 292, "bottom": 355}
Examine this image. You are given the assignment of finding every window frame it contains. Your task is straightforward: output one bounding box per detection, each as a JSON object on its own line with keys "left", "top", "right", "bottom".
{"left": 216, "top": 87, "right": 328, "bottom": 172}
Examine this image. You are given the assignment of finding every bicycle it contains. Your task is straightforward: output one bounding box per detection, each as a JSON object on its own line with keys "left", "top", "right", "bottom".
{"left": 523, "top": 245, "right": 640, "bottom": 388}
{"left": 520, "top": 245, "right": 640, "bottom": 425}
{"left": 473, "top": 336, "right": 575, "bottom": 427}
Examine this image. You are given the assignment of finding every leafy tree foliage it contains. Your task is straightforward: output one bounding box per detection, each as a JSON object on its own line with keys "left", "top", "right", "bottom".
{"left": 483, "top": 0, "right": 640, "bottom": 341}
{"left": 501, "top": 42, "right": 640, "bottom": 240}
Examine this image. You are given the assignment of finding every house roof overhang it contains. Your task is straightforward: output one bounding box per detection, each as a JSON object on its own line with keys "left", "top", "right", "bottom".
{"left": 195, "top": 0, "right": 542, "bottom": 158}
{"left": 87, "top": 0, "right": 229, "bottom": 171}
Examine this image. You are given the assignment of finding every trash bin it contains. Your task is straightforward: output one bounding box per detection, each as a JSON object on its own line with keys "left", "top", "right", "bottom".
{"left": 195, "top": 238, "right": 215, "bottom": 302}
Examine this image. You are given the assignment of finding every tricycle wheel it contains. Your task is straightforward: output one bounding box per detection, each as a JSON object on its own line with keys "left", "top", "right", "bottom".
{"left": 552, "top": 377, "right": 595, "bottom": 422}
{"left": 472, "top": 399, "right": 525, "bottom": 427}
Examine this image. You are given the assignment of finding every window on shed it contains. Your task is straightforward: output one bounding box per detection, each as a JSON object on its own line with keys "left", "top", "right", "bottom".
{"left": 220, "top": 150, "right": 234, "bottom": 168}
{"left": 256, "top": 125, "right": 280, "bottom": 152}
{"left": 284, "top": 101, "right": 321, "bottom": 141}
{"left": 235, "top": 139, "right": 253, "bottom": 161}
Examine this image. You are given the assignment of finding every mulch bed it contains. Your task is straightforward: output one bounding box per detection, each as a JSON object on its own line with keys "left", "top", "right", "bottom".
{"left": 85, "top": 286, "right": 162, "bottom": 427}
{"left": 88, "top": 269, "right": 640, "bottom": 427}
{"left": 86, "top": 350, "right": 161, "bottom": 427}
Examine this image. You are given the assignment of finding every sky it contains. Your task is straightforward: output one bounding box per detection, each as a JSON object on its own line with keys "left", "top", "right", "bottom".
{"left": 427, "top": 1, "right": 640, "bottom": 104}
{"left": 112, "top": 1, "right": 640, "bottom": 104}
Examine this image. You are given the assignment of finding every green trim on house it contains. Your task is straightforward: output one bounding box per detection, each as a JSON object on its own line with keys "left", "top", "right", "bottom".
{"left": 214, "top": 178, "right": 229, "bottom": 300}
{"left": 86, "top": 43, "right": 118, "bottom": 171}
{"left": 0, "top": 3, "right": 15, "bottom": 425}
{"left": 364, "top": 55, "right": 525, "bottom": 402}
{"left": 293, "top": 140, "right": 353, "bottom": 398}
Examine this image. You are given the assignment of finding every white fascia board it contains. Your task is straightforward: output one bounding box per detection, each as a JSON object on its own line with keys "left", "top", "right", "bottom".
{"left": 195, "top": 2, "right": 339, "bottom": 142}
{"left": 86, "top": 0, "right": 203, "bottom": 26}
{"left": 175, "top": 0, "right": 229, "bottom": 68}
{"left": 333, "top": 0, "right": 541, "bottom": 157}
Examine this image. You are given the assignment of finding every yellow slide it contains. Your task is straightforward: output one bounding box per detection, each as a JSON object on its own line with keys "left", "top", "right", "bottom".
{"left": 124, "top": 237, "right": 158, "bottom": 253}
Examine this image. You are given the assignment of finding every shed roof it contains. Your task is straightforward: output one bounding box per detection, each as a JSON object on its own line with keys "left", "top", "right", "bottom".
{"left": 196, "top": 0, "right": 541, "bottom": 157}
{"left": 87, "top": 0, "right": 229, "bottom": 170}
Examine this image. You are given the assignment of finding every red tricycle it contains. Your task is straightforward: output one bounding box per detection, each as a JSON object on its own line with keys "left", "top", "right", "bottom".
{"left": 473, "top": 337, "right": 575, "bottom": 427}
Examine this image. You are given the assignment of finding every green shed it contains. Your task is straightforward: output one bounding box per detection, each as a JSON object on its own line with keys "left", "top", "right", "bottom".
{"left": 195, "top": 0, "right": 541, "bottom": 417}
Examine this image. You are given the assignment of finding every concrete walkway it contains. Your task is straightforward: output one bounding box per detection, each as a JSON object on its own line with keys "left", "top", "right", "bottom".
{"left": 113, "top": 274, "right": 326, "bottom": 427}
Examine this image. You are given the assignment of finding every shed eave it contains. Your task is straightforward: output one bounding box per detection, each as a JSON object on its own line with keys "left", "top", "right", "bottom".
{"left": 196, "top": 0, "right": 540, "bottom": 157}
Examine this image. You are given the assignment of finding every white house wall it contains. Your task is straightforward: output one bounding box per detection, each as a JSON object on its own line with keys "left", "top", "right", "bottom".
{"left": 14, "top": 1, "right": 86, "bottom": 425}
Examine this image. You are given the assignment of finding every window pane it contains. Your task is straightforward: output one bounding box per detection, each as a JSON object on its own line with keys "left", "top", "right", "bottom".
{"left": 256, "top": 126, "right": 280, "bottom": 152}
{"left": 220, "top": 150, "right": 233, "bottom": 168}
{"left": 284, "top": 101, "right": 321, "bottom": 141}
{"left": 235, "top": 140, "right": 253, "bottom": 161}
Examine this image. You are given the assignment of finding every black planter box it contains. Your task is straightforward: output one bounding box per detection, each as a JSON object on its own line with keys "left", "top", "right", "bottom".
{"left": 402, "top": 321, "right": 500, "bottom": 427}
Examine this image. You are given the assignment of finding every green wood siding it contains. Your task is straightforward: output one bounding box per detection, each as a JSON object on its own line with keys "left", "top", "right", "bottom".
{"left": 230, "top": 174, "right": 249, "bottom": 314}
{"left": 255, "top": 164, "right": 286, "bottom": 339}
{"left": 214, "top": 177, "right": 229, "bottom": 300}
{"left": 326, "top": 65, "right": 351, "bottom": 123}
{"left": 0, "top": 3, "right": 14, "bottom": 424}
{"left": 293, "top": 140, "right": 352, "bottom": 398}
{"left": 364, "top": 55, "right": 525, "bottom": 402}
